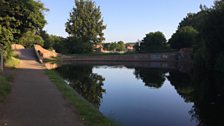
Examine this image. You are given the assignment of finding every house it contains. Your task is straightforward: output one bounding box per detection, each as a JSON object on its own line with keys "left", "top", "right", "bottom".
{"left": 126, "top": 43, "right": 135, "bottom": 52}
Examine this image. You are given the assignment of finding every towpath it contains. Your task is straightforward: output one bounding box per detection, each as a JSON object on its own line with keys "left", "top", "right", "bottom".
{"left": 0, "top": 49, "right": 84, "bottom": 126}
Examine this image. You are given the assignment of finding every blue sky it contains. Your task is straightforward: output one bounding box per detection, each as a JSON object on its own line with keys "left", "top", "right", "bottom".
{"left": 41, "top": 0, "right": 214, "bottom": 42}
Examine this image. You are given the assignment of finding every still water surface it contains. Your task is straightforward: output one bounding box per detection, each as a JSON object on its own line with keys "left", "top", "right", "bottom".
{"left": 55, "top": 63, "right": 224, "bottom": 126}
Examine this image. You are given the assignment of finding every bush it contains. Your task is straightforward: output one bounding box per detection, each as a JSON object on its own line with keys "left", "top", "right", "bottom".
{"left": 19, "top": 31, "right": 44, "bottom": 48}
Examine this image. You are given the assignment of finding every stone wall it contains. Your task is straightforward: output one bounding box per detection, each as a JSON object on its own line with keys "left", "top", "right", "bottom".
{"left": 61, "top": 52, "right": 178, "bottom": 62}
{"left": 34, "top": 45, "right": 58, "bottom": 59}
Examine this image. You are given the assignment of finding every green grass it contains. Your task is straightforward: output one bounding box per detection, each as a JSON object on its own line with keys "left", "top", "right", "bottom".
{"left": 0, "top": 75, "right": 12, "bottom": 102}
{"left": 5, "top": 57, "right": 20, "bottom": 68}
{"left": 45, "top": 70, "right": 118, "bottom": 126}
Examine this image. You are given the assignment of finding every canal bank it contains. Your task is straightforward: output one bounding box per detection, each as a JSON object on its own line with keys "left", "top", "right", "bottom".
{"left": 45, "top": 70, "right": 117, "bottom": 126}
{"left": 0, "top": 48, "right": 118, "bottom": 126}
{"left": 0, "top": 49, "right": 84, "bottom": 126}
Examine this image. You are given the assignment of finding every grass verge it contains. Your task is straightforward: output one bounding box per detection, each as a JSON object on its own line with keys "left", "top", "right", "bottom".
{"left": 0, "top": 75, "right": 12, "bottom": 102}
{"left": 45, "top": 70, "right": 118, "bottom": 126}
{"left": 5, "top": 57, "right": 20, "bottom": 68}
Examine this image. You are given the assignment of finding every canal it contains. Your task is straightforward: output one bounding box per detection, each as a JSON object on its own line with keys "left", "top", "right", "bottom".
{"left": 53, "top": 63, "right": 224, "bottom": 126}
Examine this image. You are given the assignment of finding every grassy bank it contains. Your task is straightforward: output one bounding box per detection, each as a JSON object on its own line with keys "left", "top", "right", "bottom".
{"left": 0, "top": 75, "right": 12, "bottom": 102}
{"left": 5, "top": 57, "right": 20, "bottom": 68}
{"left": 45, "top": 70, "right": 118, "bottom": 126}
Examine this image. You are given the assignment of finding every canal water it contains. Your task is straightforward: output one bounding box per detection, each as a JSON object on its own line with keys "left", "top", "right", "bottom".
{"left": 54, "top": 63, "right": 224, "bottom": 126}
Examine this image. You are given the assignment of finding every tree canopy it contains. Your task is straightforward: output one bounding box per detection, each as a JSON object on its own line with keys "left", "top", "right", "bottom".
{"left": 0, "top": 0, "right": 47, "bottom": 58}
{"left": 170, "top": 0, "right": 224, "bottom": 72}
{"left": 139, "top": 31, "right": 167, "bottom": 52}
{"left": 65, "top": 0, "right": 106, "bottom": 53}
{"left": 19, "top": 31, "right": 44, "bottom": 48}
{"left": 168, "top": 26, "right": 198, "bottom": 49}
{"left": 0, "top": 0, "right": 47, "bottom": 39}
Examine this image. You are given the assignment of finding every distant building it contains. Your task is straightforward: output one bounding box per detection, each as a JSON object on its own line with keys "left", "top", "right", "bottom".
{"left": 93, "top": 44, "right": 106, "bottom": 53}
{"left": 126, "top": 43, "right": 135, "bottom": 52}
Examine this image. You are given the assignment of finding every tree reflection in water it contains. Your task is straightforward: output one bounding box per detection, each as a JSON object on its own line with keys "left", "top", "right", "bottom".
{"left": 55, "top": 64, "right": 224, "bottom": 126}
{"left": 55, "top": 65, "right": 105, "bottom": 108}
{"left": 134, "top": 68, "right": 167, "bottom": 88}
{"left": 167, "top": 70, "right": 224, "bottom": 126}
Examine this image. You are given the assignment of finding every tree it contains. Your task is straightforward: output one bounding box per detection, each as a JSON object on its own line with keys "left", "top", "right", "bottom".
{"left": 19, "top": 31, "right": 44, "bottom": 48}
{"left": 194, "top": 0, "right": 224, "bottom": 72}
{"left": 169, "top": 26, "right": 198, "bottom": 49}
{"left": 140, "top": 31, "right": 167, "bottom": 52}
{"left": 109, "top": 42, "right": 118, "bottom": 51}
{"left": 117, "top": 41, "right": 125, "bottom": 51}
{"left": 0, "top": 0, "right": 47, "bottom": 39}
{"left": 0, "top": 0, "right": 47, "bottom": 57}
{"left": 65, "top": 0, "right": 106, "bottom": 53}
{"left": 40, "top": 31, "right": 67, "bottom": 53}
{"left": 0, "top": 25, "right": 13, "bottom": 59}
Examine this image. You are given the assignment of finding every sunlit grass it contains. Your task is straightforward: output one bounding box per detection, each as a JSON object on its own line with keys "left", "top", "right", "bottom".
{"left": 45, "top": 70, "right": 118, "bottom": 126}
{"left": 5, "top": 57, "right": 20, "bottom": 68}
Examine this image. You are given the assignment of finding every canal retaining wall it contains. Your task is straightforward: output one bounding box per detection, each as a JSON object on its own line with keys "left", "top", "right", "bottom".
{"left": 61, "top": 53, "right": 178, "bottom": 62}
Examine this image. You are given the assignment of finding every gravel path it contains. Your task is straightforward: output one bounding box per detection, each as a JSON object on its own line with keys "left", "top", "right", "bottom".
{"left": 0, "top": 49, "right": 84, "bottom": 126}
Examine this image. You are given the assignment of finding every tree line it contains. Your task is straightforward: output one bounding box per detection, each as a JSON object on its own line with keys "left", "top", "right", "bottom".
{"left": 1, "top": 0, "right": 224, "bottom": 72}
{"left": 135, "top": 1, "right": 224, "bottom": 72}
{"left": 172, "top": 0, "right": 224, "bottom": 72}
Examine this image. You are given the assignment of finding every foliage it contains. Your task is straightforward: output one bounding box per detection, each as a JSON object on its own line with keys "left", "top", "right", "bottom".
{"left": 0, "top": 0, "right": 47, "bottom": 57}
{"left": 170, "top": 1, "right": 224, "bottom": 72}
{"left": 168, "top": 26, "right": 198, "bottom": 49}
{"left": 0, "top": 24, "right": 13, "bottom": 59}
{"left": 139, "top": 31, "right": 167, "bottom": 52}
{"left": 40, "top": 31, "right": 67, "bottom": 53}
{"left": 192, "top": 1, "right": 224, "bottom": 72}
{"left": 5, "top": 56, "right": 20, "bottom": 69}
{"left": 65, "top": 0, "right": 106, "bottom": 53}
{"left": 65, "top": 37, "right": 94, "bottom": 54}
{"left": 103, "top": 41, "right": 126, "bottom": 52}
{"left": 19, "top": 31, "right": 44, "bottom": 48}
{"left": 45, "top": 70, "right": 118, "bottom": 126}
{"left": 0, "top": 0, "right": 47, "bottom": 39}
{"left": 117, "top": 41, "right": 125, "bottom": 51}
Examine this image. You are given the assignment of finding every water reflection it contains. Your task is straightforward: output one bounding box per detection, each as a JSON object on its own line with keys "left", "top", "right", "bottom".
{"left": 188, "top": 72, "right": 224, "bottom": 126}
{"left": 167, "top": 71, "right": 194, "bottom": 102}
{"left": 54, "top": 63, "right": 224, "bottom": 126}
{"left": 55, "top": 65, "right": 105, "bottom": 107}
{"left": 134, "top": 68, "right": 167, "bottom": 88}
{"left": 168, "top": 70, "right": 224, "bottom": 126}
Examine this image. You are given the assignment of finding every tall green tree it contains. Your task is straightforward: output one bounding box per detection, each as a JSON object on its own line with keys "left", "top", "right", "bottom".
{"left": 169, "top": 26, "right": 198, "bottom": 49}
{"left": 65, "top": 0, "right": 106, "bottom": 53}
{"left": 0, "top": 0, "right": 47, "bottom": 57}
{"left": 194, "top": 0, "right": 224, "bottom": 72}
{"left": 0, "top": 0, "right": 47, "bottom": 39}
{"left": 140, "top": 31, "right": 167, "bottom": 52}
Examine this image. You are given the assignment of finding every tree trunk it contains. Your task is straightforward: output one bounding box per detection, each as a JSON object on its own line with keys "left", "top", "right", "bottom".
{"left": 1, "top": 54, "right": 3, "bottom": 72}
